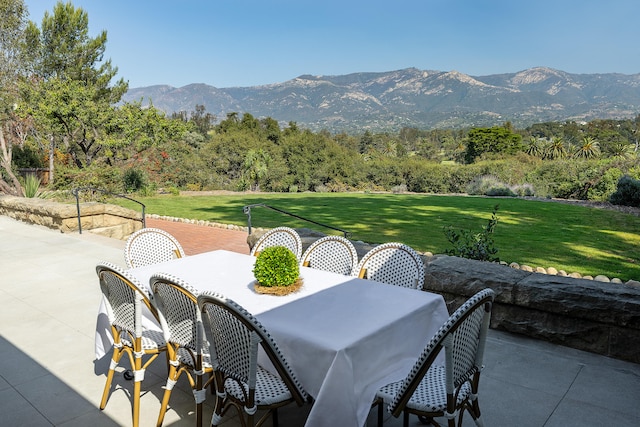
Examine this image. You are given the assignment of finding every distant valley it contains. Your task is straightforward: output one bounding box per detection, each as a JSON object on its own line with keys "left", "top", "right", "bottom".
{"left": 122, "top": 67, "right": 640, "bottom": 132}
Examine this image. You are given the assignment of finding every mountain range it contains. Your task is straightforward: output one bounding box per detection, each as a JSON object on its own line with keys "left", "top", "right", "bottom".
{"left": 122, "top": 67, "right": 640, "bottom": 133}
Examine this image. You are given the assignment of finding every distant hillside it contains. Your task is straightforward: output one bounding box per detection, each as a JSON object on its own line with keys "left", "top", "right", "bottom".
{"left": 122, "top": 67, "right": 640, "bottom": 132}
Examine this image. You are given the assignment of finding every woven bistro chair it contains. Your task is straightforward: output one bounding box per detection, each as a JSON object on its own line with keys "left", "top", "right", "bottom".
{"left": 249, "top": 226, "right": 303, "bottom": 260}
{"left": 300, "top": 235, "right": 359, "bottom": 275}
{"left": 95, "top": 262, "right": 167, "bottom": 427}
{"left": 374, "top": 288, "right": 495, "bottom": 427}
{"left": 124, "top": 227, "right": 186, "bottom": 268}
{"left": 354, "top": 242, "right": 425, "bottom": 290}
{"left": 197, "top": 291, "right": 308, "bottom": 427}
{"left": 150, "top": 273, "right": 214, "bottom": 427}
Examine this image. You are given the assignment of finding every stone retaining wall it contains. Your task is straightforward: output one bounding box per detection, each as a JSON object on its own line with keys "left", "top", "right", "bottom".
{"left": 423, "top": 255, "right": 640, "bottom": 364}
{"left": 0, "top": 195, "right": 142, "bottom": 239}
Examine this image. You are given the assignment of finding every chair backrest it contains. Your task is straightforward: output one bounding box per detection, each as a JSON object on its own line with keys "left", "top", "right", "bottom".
{"left": 150, "top": 272, "right": 201, "bottom": 351}
{"left": 250, "top": 227, "right": 302, "bottom": 260}
{"left": 354, "top": 242, "right": 425, "bottom": 289}
{"left": 388, "top": 288, "right": 495, "bottom": 417}
{"left": 96, "top": 261, "right": 158, "bottom": 337}
{"left": 197, "top": 291, "right": 307, "bottom": 404}
{"left": 300, "top": 235, "right": 359, "bottom": 275}
{"left": 124, "top": 227, "right": 186, "bottom": 268}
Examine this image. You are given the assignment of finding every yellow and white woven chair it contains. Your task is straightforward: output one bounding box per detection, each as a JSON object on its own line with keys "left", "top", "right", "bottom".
{"left": 124, "top": 227, "right": 186, "bottom": 268}
{"left": 374, "top": 288, "right": 495, "bottom": 427}
{"left": 249, "top": 227, "right": 302, "bottom": 260}
{"left": 197, "top": 291, "right": 308, "bottom": 427}
{"left": 150, "top": 273, "right": 214, "bottom": 427}
{"left": 354, "top": 242, "right": 425, "bottom": 289}
{"left": 95, "top": 262, "right": 167, "bottom": 427}
{"left": 300, "top": 235, "right": 359, "bottom": 275}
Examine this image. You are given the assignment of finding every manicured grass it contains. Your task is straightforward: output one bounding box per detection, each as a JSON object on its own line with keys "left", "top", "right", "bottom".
{"left": 112, "top": 193, "right": 640, "bottom": 281}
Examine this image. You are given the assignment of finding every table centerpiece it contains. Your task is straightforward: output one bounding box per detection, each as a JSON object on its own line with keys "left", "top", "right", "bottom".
{"left": 252, "top": 245, "right": 303, "bottom": 295}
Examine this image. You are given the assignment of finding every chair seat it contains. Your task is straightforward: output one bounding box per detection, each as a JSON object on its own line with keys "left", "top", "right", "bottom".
{"left": 119, "top": 329, "right": 166, "bottom": 351}
{"left": 174, "top": 347, "right": 213, "bottom": 369}
{"left": 224, "top": 365, "right": 294, "bottom": 406}
{"left": 377, "top": 365, "right": 471, "bottom": 413}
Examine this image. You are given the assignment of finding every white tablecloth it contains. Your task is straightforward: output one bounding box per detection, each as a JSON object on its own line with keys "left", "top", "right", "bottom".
{"left": 95, "top": 250, "right": 449, "bottom": 427}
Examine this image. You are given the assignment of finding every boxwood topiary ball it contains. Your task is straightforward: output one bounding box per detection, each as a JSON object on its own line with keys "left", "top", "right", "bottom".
{"left": 253, "top": 245, "right": 300, "bottom": 287}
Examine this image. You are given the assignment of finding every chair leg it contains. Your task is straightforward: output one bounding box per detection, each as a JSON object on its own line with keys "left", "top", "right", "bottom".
{"left": 132, "top": 352, "right": 143, "bottom": 427}
{"left": 377, "top": 400, "right": 384, "bottom": 427}
{"left": 156, "top": 361, "right": 179, "bottom": 427}
{"left": 100, "top": 346, "right": 123, "bottom": 409}
{"left": 272, "top": 408, "right": 279, "bottom": 427}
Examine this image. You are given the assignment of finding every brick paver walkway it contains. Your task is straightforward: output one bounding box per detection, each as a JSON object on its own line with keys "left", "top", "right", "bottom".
{"left": 146, "top": 218, "right": 250, "bottom": 255}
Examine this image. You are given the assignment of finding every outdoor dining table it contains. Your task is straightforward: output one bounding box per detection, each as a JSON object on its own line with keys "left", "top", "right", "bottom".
{"left": 94, "top": 249, "right": 449, "bottom": 427}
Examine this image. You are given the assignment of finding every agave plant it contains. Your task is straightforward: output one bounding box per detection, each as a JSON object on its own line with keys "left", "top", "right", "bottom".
{"left": 22, "top": 174, "right": 42, "bottom": 198}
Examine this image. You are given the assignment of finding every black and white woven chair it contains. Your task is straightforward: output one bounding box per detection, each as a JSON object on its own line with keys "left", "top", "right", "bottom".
{"left": 197, "top": 291, "right": 308, "bottom": 427}
{"left": 124, "top": 227, "right": 186, "bottom": 268}
{"left": 374, "top": 288, "right": 495, "bottom": 427}
{"left": 96, "top": 262, "right": 167, "bottom": 427}
{"left": 354, "top": 242, "right": 425, "bottom": 289}
{"left": 300, "top": 235, "right": 359, "bottom": 275}
{"left": 249, "top": 227, "right": 303, "bottom": 260}
{"left": 150, "top": 273, "right": 214, "bottom": 427}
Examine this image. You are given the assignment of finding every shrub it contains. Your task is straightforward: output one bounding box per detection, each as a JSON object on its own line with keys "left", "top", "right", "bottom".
{"left": 392, "top": 183, "right": 408, "bottom": 193}
{"left": 252, "top": 246, "right": 300, "bottom": 287}
{"left": 485, "top": 186, "right": 516, "bottom": 197}
{"left": 123, "top": 169, "right": 146, "bottom": 193}
{"left": 467, "top": 175, "right": 515, "bottom": 196}
{"left": 511, "top": 184, "right": 535, "bottom": 197}
{"left": 610, "top": 175, "right": 640, "bottom": 207}
{"left": 587, "top": 167, "right": 623, "bottom": 201}
{"left": 22, "top": 174, "right": 41, "bottom": 198}
{"left": 443, "top": 205, "right": 500, "bottom": 262}
{"left": 53, "top": 163, "right": 123, "bottom": 194}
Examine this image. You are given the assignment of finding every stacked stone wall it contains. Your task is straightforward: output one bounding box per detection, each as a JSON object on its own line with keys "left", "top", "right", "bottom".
{"left": 0, "top": 195, "right": 142, "bottom": 239}
{"left": 423, "top": 255, "right": 640, "bottom": 364}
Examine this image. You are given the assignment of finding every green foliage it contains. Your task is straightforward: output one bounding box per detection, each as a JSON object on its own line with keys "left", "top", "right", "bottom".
{"left": 53, "top": 162, "right": 123, "bottom": 194}
{"left": 467, "top": 175, "right": 515, "bottom": 196}
{"left": 12, "top": 144, "right": 44, "bottom": 168}
{"left": 465, "top": 126, "right": 523, "bottom": 163}
{"left": 22, "top": 173, "right": 41, "bottom": 197}
{"left": 610, "top": 175, "right": 640, "bottom": 207}
{"left": 587, "top": 167, "right": 623, "bottom": 201}
{"left": 252, "top": 246, "right": 300, "bottom": 287}
{"left": 444, "top": 205, "right": 500, "bottom": 262}
{"left": 123, "top": 168, "right": 146, "bottom": 193}
{"left": 511, "top": 184, "right": 535, "bottom": 197}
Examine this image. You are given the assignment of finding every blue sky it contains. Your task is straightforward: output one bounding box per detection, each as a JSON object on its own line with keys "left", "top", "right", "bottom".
{"left": 25, "top": 0, "right": 640, "bottom": 89}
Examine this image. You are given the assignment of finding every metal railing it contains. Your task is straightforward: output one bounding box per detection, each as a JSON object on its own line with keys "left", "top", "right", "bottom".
{"left": 243, "top": 203, "right": 350, "bottom": 238}
{"left": 72, "top": 187, "right": 146, "bottom": 234}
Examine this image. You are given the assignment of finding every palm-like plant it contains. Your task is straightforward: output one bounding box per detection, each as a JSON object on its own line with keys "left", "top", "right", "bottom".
{"left": 573, "top": 136, "right": 601, "bottom": 159}
{"left": 544, "top": 137, "right": 567, "bottom": 160}
{"left": 525, "top": 137, "right": 545, "bottom": 158}
{"left": 608, "top": 141, "right": 635, "bottom": 159}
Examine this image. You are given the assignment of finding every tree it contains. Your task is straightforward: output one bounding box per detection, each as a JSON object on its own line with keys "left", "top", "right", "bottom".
{"left": 464, "top": 126, "right": 523, "bottom": 163}
{"left": 544, "top": 136, "right": 567, "bottom": 160}
{"left": 17, "top": 1, "right": 128, "bottom": 177}
{"left": 525, "top": 136, "right": 545, "bottom": 158}
{"left": 189, "top": 104, "right": 215, "bottom": 138}
{"left": 243, "top": 148, "right": 271, "bottom": 191}
{"left": 0, "top": 0, "right": 29, "bottom": 195}
{"left": 573, "top": 136, "right": 600, "bottom": 159}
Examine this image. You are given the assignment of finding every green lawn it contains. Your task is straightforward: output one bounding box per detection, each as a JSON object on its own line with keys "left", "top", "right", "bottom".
{"left": 112, "top": 193, "right": 640, "bottom": 282}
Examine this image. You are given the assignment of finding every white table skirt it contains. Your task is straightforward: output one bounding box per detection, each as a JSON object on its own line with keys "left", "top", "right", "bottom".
{"left": 95, "top": 250, "right": 449, "bottom": 427}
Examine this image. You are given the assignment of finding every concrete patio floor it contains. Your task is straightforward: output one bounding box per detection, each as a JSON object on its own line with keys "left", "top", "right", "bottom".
{"left": 1, "top": 215, "right": 638, "bottom": 427}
